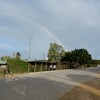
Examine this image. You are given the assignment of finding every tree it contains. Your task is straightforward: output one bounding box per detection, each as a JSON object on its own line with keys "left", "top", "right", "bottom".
{"left": 7, "top": 59, "right": 28, "bottom": 74}
{"left": 1, "top": 56, "right": 11, "bottom": 61}
{"left": 48, "top": 43, "right": 65, "bottom": 62}
{"left": 74, "top": 48, "right": 92, "bottom": 65}
{"left": 61, "top": 52, "right": 73, "bottom": 62}
{"left": 15, "top": 52, "right": 21, "bottom": 60}
{"left": 61, "top": 48, "right": 92, "bottom": 65}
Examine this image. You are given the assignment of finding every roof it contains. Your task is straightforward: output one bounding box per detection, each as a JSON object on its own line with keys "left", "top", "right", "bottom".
{"left": 0, "top": 61, "right": 7, "bottom": 64}
{"left": 27, "top": 60, "right": 57, "bottom": 65}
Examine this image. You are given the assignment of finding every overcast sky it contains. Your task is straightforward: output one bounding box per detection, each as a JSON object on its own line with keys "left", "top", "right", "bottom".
{"left": 0, "top": 0, "right": 100, "bottom": 60}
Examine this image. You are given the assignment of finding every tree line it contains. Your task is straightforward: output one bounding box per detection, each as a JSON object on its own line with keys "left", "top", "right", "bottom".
{"left": 47, "top": 43, "right": 99, "bottom": 67}
{"left": 0, "top": 43, "right": 99, "bottom": 74}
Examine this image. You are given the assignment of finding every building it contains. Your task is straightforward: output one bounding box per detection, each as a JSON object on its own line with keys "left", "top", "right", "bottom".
{"left": 27, "top": 60, "right": 57, "bottom": 72}
{"left": 0, "top": 61, "right": 8, "bottom": 77}
{"left": 0, "top": 61, "right": 7, "bottom": 68}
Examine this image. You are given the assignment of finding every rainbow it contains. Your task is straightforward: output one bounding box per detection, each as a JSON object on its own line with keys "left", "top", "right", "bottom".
{"left": 0, "top": 12, "right": 67, "bottom": 50}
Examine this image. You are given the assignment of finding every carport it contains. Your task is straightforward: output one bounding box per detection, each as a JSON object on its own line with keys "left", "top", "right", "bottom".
{"left": 27, "top": 60, "right": 57, "bottom": 72}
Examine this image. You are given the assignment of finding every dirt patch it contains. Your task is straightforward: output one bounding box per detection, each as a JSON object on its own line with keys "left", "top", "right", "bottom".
{"left": 0, "top": 73, "right": 28, "bottom": 79}
{"left": 59, "top": 76, "right": 100, "bottom": 100}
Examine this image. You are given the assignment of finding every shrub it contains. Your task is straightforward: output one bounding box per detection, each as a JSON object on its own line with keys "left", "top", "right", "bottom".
{"left": 7, "top": 59, "right": 28, "bottom": 74}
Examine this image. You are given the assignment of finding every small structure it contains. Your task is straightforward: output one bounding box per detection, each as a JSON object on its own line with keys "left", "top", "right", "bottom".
{"left": 0, "top": 61, "right": 7, "bottom": 77}
{"left": 27, "top": 60, "right": 57, "bottom": 72}
{"left": 0, "top": 61, "right": 7, "bottom": 68}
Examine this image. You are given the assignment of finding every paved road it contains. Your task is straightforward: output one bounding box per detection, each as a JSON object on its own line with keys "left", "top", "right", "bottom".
{"left": 0, "top": 67, "right": 100, "bottom": 100}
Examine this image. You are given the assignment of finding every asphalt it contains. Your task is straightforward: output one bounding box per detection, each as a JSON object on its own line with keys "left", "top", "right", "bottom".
{"left": 0, "top": 67, "right": 100, "bottom": 100}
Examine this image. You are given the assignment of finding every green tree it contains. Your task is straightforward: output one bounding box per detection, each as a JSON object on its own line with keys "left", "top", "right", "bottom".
{"left": 15, "top": 52, "right": 21, "bottom": 60}
{"left": 1, "top": 56, "right": 11, "bottom": 61}
{"left": 74, "top": 48, "right": 92, "bottom": 65}
{"left": 48, "top": 43, "right": 65, "bottom": 62}
{"left": 61, "top": 52, "right": 73, "bottom": 62}
{"left": 62, "top": 48, "right": 92, "bottom": 65}
{"left": 8, "top": 59, "right": 28, "bottom": 74}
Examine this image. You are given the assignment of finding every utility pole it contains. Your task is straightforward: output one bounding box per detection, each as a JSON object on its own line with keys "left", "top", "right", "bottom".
{"left": 43, "top": 52, "right": 46, "bottom": 61}
{"left": 41, "top": 53, "right": 45, "bottom": 73}
{"left": 28, "top": 37, "right": 31, "bottom": 72}
{"left": 28, "top": 37, "right": 31, "bottom": 60}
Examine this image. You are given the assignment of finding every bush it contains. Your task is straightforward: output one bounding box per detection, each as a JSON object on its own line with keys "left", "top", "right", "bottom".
{"left": 7, "top": 59, "right": 28, "bottom": 74}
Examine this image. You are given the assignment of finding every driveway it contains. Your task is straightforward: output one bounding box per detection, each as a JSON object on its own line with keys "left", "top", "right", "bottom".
{"left": 0, "top": 67, "right": 100, "bottom": 100}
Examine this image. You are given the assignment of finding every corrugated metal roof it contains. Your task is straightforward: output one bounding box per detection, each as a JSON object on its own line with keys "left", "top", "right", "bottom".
{"left": 0, "top": 61, "right": 7, "bottom": 64}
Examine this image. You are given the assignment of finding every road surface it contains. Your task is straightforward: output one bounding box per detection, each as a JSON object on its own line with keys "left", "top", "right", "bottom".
{"left": 0, "top": 67, "right": 100, "bottom": 100}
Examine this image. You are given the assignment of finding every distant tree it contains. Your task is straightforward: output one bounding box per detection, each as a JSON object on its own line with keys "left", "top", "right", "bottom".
{"left": 61, "top": 52, "right": 73, "bottom": 62}
{"left": 15, "top": 52, "right": 21, "bottom": 60}
{"left": 1, "top": 56, "right": 11, "bottom": 61}
{"left": 61, "top": 48, "right": 92, "bottom": 65}
{"left": 91, "top": 59, "right": 99, "bottom": 65}
{"left": 97, "top": 60, "right": 100, "bottom": 65}
{"left": 74, "top": 48, "right": 92, "bottom": 65}
{"left": 7, "top": 59, "right": 28, "bottom": 74}
{"left": 48, "top": 43, "right": 65, "bottom": 62}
